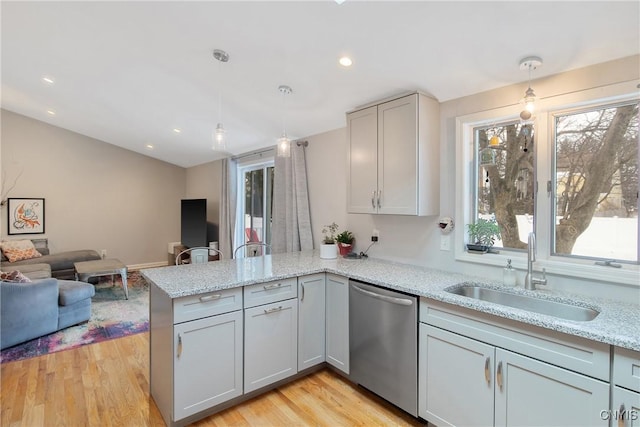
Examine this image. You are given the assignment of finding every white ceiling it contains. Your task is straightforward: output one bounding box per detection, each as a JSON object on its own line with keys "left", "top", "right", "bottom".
{"left": 2, "top": 1, "right": 639, "bottom": 168}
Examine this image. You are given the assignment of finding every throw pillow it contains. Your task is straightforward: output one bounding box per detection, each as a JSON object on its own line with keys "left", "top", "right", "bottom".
{"left": 0, "top": 240, "right": 43, "bottom": 263}
{"left": 0, "top": 270, "right": 32, "bottom": 283}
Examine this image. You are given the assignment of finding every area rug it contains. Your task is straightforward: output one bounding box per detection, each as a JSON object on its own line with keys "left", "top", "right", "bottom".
{"left": 1, "top": 272, "right": 149, "bottom": 364}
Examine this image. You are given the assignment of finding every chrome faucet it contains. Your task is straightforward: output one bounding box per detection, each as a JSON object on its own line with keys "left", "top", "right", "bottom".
{"left": 525, "top": 232, "right": 547, "bottom": 290}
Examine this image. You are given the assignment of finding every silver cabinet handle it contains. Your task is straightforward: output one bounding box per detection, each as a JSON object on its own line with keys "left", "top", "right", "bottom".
{"left": 618, "top": 404, "right": 625, "bottom": 427}
{"left": 377, "top": 190, "right": 382, "bottom": 208}
{"left": 199, "top": 294, "right": 221, "bottom": 302}
{"left": 496, "top": 361, "right": 503, "bottom": 390}
{"left": 263, "top": 283, "right": 282, "bottom": 290}
{"left": 484, "top": 357, "right": 491, "bottom": 385}
{"left": 371, "top": 191, "right": 376, "bottom": 209}
{"left": 301, "top": 283, "right": 305, "bottom": 302}
{"left": 177, "top": 333, "right": 183, "bottom": 358}
{"left": 264, "top": 306, "right": 283, "bottom": 314}
{"left": 352, "top": 284, "right": 413, "bottom": 306}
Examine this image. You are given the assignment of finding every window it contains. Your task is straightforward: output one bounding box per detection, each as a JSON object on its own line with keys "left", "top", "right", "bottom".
{"left": 552, "top": 101, "right": 639, "bottom": 262}
{"left": 474, "top": 120, "right": 535, "bottom": 250}
{"left": 456, "top": 80, "right": 639, "bottom": 284}
{"left": 236, "top": 159, "right": 274, "bottom": 257}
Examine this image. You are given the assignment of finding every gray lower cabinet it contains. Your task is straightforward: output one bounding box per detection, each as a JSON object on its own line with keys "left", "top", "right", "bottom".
{"left": 613, "top": 347, "right": 640, "bottom": 427}
{"left": 420, "top": 324, "right": 494, "bottom": 427}
{"left": 173, "top": 310, "right": 243, "bottom": 420}
{"left": 419, "top": 300, "right": 610, "bottom": 427}
{"left": 494, "top": 347, "right": 608, "bottom": 427}
{"left": 325, "top": 273, "right": 349, "bottom": 374}
{"left": 298, "top": 274, "right": 326, "bottom": 371}
{"left": 420, "top": 324, "right": 609, "bottom": 427}
{"left": 150, "top": 285, "right": 243, "bottom": 426}
{"left": 244, "top": 297, "right": 298, "bottom": 393}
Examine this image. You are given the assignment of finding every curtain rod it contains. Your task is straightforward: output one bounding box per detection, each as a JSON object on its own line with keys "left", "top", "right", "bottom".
{"left": 231, "top": 140, "right": 309, "bottom": 161}
{"left": 231, "top": 147, "right": 275, "bottom": 161}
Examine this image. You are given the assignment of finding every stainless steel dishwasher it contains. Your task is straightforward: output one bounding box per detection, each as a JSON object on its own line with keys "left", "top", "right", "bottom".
{"left": 349, "top": 280, "right": 418, "bottom": 417}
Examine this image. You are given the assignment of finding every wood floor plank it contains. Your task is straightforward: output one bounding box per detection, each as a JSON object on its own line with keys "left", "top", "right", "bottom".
{"left": 1, "top": 332, "right": 426, "bottom": 426}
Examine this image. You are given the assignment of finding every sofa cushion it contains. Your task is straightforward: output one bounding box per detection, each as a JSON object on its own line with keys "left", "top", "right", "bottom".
{"left": 0, "top": 240, "right": 43, "bottom": 263}
{"left": 0, "top": 270, "right": 32, "bottom": 283}
{"left": 58, "top": 280, "right": 95, "bottom": 306}
{"left": 4, "top": 250, "right": 101, "bottom": 273}
{"left": 1, "top": 263, "right": 51, "bottom": 280}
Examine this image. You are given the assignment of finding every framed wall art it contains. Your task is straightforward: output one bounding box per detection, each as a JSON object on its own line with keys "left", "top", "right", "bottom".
{"left": 7, "top": 198, "right": 45, "bottom": 235}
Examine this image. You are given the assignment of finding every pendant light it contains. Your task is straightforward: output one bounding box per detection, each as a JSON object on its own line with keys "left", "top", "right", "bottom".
{"left": 519, "top": 56, "right": 542, "bottom": 121}
{"left": 277, "top": 85, "right": 292, "bottom": 157}
{"left": 213, "top": 49, "right": 229, "bottom": 151}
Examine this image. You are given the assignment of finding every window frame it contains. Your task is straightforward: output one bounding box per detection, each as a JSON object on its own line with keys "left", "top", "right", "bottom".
{"left": 455, "top": 80, "right": 639, "bottom": 286}
{"left": 235, "top": 157, "right": 275, "bottom": 256}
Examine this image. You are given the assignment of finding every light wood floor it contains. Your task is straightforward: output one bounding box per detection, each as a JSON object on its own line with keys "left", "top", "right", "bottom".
{"left": 1, "top": 332, "right": 425, "bottom": 426}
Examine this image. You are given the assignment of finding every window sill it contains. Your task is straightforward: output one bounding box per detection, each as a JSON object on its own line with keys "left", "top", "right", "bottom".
{"left": 456, "top": 250, "right": 639, "bottom": 287}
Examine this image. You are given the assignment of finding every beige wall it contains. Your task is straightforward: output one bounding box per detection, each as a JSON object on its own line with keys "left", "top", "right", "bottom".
{"left": 1, "top": 110, "right": 186, "bottom": 267}
{"left": 185, "top": 160, "right": 223, "bottom": 244}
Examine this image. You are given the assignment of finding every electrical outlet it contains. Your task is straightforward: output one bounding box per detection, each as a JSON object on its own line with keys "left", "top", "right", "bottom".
{"left": 372, "top": 229, "right": 380, "bottom": 241}
{"left": 440, "top": 235, "right": 451, "bottom": 251}
{"left": 100, "top": 249, "right": 107, "bottom": 259}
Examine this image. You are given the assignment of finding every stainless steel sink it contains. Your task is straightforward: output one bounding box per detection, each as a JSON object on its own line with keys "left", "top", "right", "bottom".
{"left": 446, "top": 285, "right": 600, "bottom": 321}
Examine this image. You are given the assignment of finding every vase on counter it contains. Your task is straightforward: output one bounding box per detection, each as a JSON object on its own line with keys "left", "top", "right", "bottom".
{"left": 320, "top": 243, "right": 338, "bottom": 259}
{"left": 338, "top": 242, "right": 353, "bottom": 256}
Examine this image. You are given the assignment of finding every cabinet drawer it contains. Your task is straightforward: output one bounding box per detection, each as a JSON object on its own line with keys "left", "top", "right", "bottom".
{"left": 614, "top": 347, "right": 640, "bottom": 392}
{"left": 243, "top": 277, "right": 297, "bottom": 308}
{"left": 173, "top": 287, "right": 242, "bottom": 324}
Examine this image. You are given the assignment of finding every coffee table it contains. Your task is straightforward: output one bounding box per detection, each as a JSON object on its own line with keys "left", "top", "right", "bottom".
{"left": 74, "top": 258, "right": 128, "bottom": 299}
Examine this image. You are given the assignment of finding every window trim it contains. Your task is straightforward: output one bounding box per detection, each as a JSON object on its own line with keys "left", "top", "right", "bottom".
{"left": 455, "top": 80, "right": 639, "bottom": 286}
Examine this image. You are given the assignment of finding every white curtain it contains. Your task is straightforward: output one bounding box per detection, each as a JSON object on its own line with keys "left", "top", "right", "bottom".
{"left": 219, "top": 158, "right": 237, "bottom": 259}
{"left": 271, "top": 143, "right": 313, "bottom": 253}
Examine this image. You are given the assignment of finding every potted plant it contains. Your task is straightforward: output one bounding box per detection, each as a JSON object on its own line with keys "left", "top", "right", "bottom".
{"left": 335, "top": 230, "right": 355, "bottom": 256}
{"left": 320, "top": 222, "right": 339, "bottom": 259}
{"left": 466, "top": 218, "right": 501, "bottom": 253}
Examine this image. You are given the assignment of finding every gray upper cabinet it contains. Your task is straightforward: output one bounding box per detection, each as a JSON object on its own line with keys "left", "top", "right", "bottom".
{"left": 347, "top": 92, "right": 440, "bottom": 216}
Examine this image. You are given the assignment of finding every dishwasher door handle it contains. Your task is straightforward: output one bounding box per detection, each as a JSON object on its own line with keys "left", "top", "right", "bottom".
{"left": 352, "top": 284, "right": 414, "bottom": 306}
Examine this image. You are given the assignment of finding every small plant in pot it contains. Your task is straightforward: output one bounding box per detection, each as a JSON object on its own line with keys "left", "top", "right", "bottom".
{"left": 335, "top": 230, "right": 355, "bottom": 256}
{"left": 320, "top": 222, "right": 339, "bottom": 259}
{"left": 466, "top": 218, "right": 501, "bottom": 253}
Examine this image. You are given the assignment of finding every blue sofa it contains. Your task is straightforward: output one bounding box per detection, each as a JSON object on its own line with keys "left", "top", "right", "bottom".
{"left": 0, "top": 275, "right": 95, "bottom": 350}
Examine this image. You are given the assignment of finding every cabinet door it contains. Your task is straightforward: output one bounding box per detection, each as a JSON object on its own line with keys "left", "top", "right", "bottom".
{"left": 419, "top": 324, "right": 495, "bottom": 427}
{"left": 613, "top": 386, "right": 640, "bottom": 427}
{"left": 325, "top": 274, "right": 349, "bottom": 374}
{"left": 347, "top": 105, "right": 378, "bottom": 214}
{"left": 495, "top": 348, "right": 609, "bottom": 427}
{"left": 173, "top": 310, "right": 243, "bottom": 421}
{"left": 244, "top": 298, "right": 298, "bottom": 393}
{"left": 298, "top": 274, "right": 326, "bottom": 371}
{"left": 377, "top": 94, "right": 418, "bottom": 215}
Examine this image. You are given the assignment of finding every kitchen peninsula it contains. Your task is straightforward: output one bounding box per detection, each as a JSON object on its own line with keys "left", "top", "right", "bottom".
{"left": 143, "top": 251, "right": 640, "bottom": 427}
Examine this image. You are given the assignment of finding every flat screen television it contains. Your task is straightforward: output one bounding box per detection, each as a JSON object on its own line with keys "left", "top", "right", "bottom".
{"left": 181, "top": 199, "right": 207, "bottom": 248}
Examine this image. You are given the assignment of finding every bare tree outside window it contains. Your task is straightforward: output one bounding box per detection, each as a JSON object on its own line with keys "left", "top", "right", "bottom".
{"left": 474, "top": 101, "right": 639, "bottom": 263}
{"left": 475, "top": 121, "right": 535, "bottom": 250}
{"left": 553, "top": 102, "right": 639, "bottom": 261}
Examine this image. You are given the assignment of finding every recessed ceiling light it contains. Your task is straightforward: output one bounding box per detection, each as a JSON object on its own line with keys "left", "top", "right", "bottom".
{"left": 339, "top": 56, "right": 353, "bottom": 67}
{"left": 145, "top": 144, "right": 154, "bottom": 150}
{"left": 173, "top": 128, "right": 182, "bottom": 134}
{"left": 46, "top": 110, "right": 56, "bottom": 116}
{"left": 42, "top": 76, "right": 55, "bottom": 85}
{"left": 335, "top": 0, "right": 347, "bottom": 4}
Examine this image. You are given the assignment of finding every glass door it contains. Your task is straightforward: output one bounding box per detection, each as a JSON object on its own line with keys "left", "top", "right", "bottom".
{"left": 236, "top": 161, "right": 274, "bottom": 258}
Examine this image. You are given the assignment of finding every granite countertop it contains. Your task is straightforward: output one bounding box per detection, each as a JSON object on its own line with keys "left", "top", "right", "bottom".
{"left": 142, "top": 250, "right": 640, "bottom": 352}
